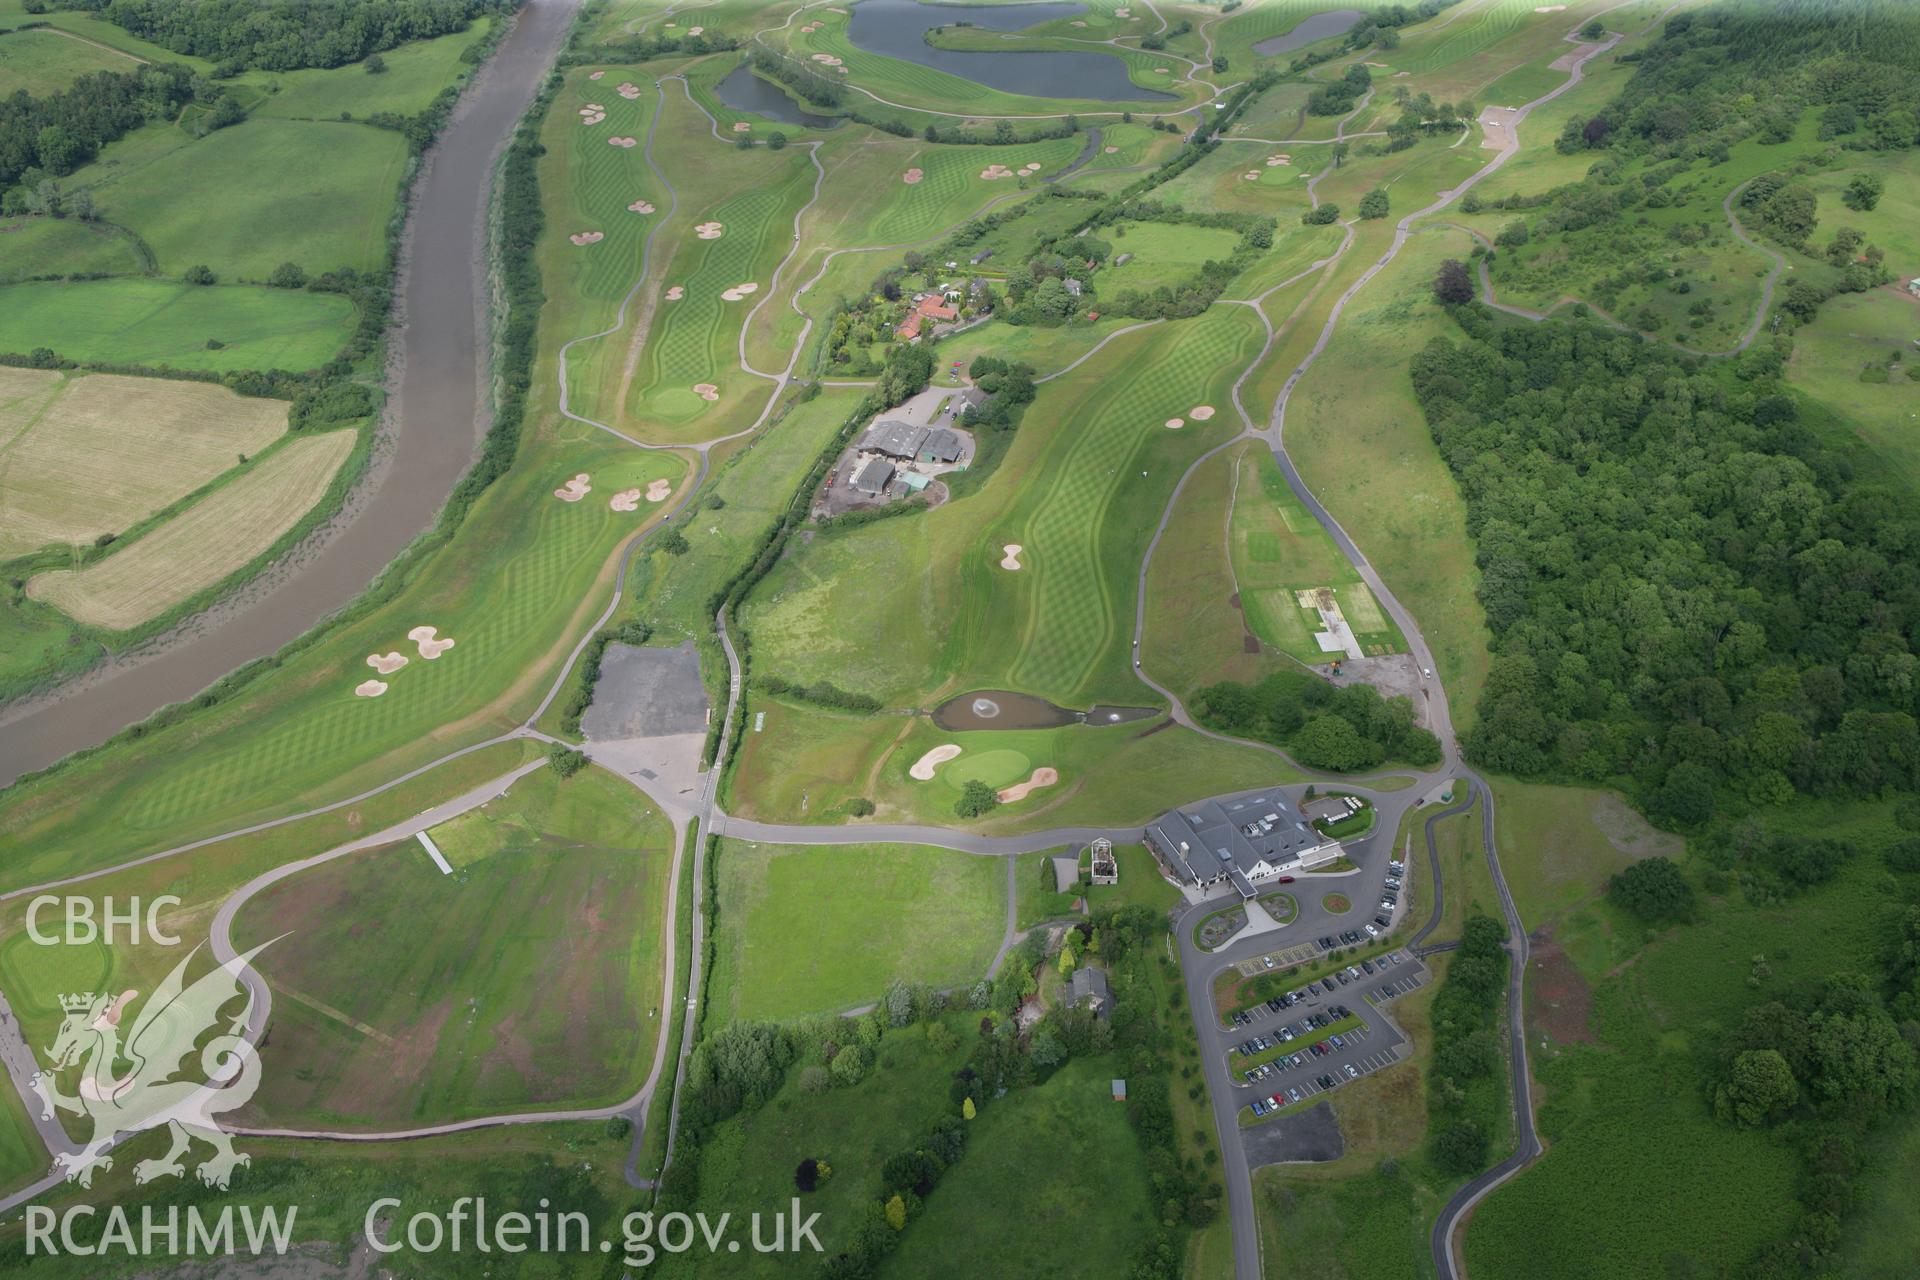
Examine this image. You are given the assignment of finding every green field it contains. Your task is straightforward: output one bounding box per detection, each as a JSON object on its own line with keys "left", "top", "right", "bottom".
{"left": 233, "top": 763, "right": 674, "bottom": 1125}
{"left": 1228, "top": 445, "right": 1407, "bottom": 663}
{"left": 254, "top": 23, "right": 489, "bottom": 120}
{"left": 709, "top": 839, "right": 1006, "bottom": 1021}
{"left": 0, "top": 25, "right": 136, "bottom": 94}
{"left": 878, "top": 1056, "right": 1157, "bottom": 1279}
{"left": 1099, "top": 221, "right": 1245, "bottom": 295}
{"left": 89, "top": 117, "right": 410, "bottom": 279}
{"left": 0, "top": 215, "right": 147, "bottom": 282}
{"left": 0, "top": 278, "right": 357, "bottom": 371}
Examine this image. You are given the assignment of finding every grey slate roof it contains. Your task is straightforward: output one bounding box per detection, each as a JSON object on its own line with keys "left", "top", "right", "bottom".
{"left": 919, "top": 426, "right": 964, "bottom": 463}
{"left": 1070, "top": 967, "right": 1111, "bottom": 1014}
{"left": 862, "top": 419, "right": 926, "bottom": 459}
{"left": 847, "top": 455, "right": 895, "bottom": 496}
{"left": 1145, "top": 788, "right": 1328, "bottom": 890}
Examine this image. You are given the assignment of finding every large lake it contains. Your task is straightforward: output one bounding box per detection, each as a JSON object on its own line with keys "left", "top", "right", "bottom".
{"left": 847, "top": 0, "right": 1177, "bottom": 103}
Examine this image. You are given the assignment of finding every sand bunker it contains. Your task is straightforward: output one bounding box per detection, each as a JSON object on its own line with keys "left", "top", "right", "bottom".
{"left": 981, "top": 163, "right": 1015, "bottom": 180}
{"left": 589, "top": 70, "right": 605, "bottom": 80}
{"left": 354, "top": 679, "right": 388, "bottom": 698}
{"left": 618, "top": 82, "right": 641, "bottom": 98}
{"left": 997, "top": 766, "right": 1058, "bottom": 805}
{"left": 665, "top": 284, "right": 685, "bottom": 300}
{"left": 808, "top": 52, "right": 844, "bottom": 66}
{"left": 695, "top": 221, "right": 724, "bottom": 239}
{"left": 568, "top": 231, "right": 604, "bottom": 246}
{"left": 692, "top": 382, "right": 720, "bottom": 402}
{"left": 1000, "top": 543, "right": 1024, "bottom": 570}
{"left": 366, "top": 651, "right": 409, "bottom": 675}
{"left": 719, "top": 282, "right": 760, "bottom": 302}
{"left": 1153, "top": 66, "right": 1170, "bottom": 73}
{"left": 688, "top": 25, "right": 703, "bottom": 35}
{"left": 581, "top": 112, "right": 606, "bottom": 125}
{"left": 1266, "top": 154, "right": 1291, "bottom": 166}
{"left": 732, "top": 121, "right": 751, "bottom": 133}
{"left": 1243, "top": 171, "right": 1261, "bottom": 180}
{"left": 554, "top": 472, "right": 591, "bottom": 501}
{"left": 609, "top": 136, "right": 638, "bottom": 148}
{"left": 909, "top": 744, "right": 962, "bottom": 781}
{"left": 629, "top": 200, "right": 655, "bottom": 213}
{"left": 837, "top": 67, "right": 848, "bottom": 75}
{"left": 903, "top": 167, "right": 924, "bottom": 184}
{"left": 1165, "top": 417, "right": 1185, "bottom": 429}
{"left": 646, "top": 477, "right": 673, "bottom": 502}
{"left": 609, "top": 488, "right": 640, "bottom": 512}
{"left": 1103, "top": 145, "right": 1119, "bottom": 153}
{"left": 1189, "top": 405, "right": 1216, "bottom": 420}
{"left": 408, "top": 625, "right": 456, "bottom": 660}
{"left": 1533, "top": 4, "right": 1566, "bottom": 10}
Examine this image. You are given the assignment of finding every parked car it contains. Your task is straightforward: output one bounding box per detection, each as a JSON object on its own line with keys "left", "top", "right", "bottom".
{"left": 1318, "top": 1074, "right": 1336, "bottom": 1090}
{"left": 1336, "top": 971, "right": 1351, "bottom": 985}
{"left": 1364, "top": 923, "right": 1380, "bottom": 937}
{"left": 1374, "top": 915, "right": 1390, "bottom": 929}
{"left": 1361, "top": 959, "right": 1375, "bottom": 975}
{"left": 1277, "top": 875, "right": 1295, "bottom": 883}
{"left": 1345, "top": 1063, "right": 1360, "bottom": 1080}
{"left": 1251, "top": 1099, "right": 1267, "bottom": 1116}
{"left": 1329, "top": 1035, "right": 1344, "bottom": 1050}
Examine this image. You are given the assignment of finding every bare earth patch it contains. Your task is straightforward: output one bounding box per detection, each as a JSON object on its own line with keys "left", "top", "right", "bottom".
{"left": 1527, "top": 930, "right": 1595, "bottom": 1045}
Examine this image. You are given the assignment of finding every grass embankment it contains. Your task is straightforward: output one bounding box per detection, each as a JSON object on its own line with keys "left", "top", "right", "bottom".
{"left": 230, "top": 763, "right": 675, "bottom": 1127}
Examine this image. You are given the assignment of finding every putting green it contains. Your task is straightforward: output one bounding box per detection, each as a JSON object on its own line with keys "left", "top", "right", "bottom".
{"left": 941, "top": 747, "right": 1032, "bottom": 788}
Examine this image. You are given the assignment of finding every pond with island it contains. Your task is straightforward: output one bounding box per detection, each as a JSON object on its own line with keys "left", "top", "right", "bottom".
{"left": 931, "top": 689, "right": 1158, "bottom": 731}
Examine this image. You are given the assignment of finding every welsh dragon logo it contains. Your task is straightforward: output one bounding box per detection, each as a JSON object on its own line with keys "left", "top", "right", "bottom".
{"left": 31, "top": 941, "right": 272, "bottom": 1191}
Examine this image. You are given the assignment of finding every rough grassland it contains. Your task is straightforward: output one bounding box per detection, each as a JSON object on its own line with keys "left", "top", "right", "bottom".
{"left": 0, "top": 215, "right": 146, "bottom": 282}
{"left": 710, "top": 839, "right": 1005, "bottom": 1021}
{"left": 0, "top": 371, "right": 287, "bottom": 556}
{"left": 28, "top": 429, "right": 352, "bottom": 628}
{"left": 1273, "top": 222, "right": 1494, "bottom": 728}
{"left": 232, "top": 763, "right": 673, "bottom": 1126}
{"left": 1489, "top": 779, "right": 1681, "bottom": 930}
{"left": 879, "top": 1056, "right": 1157, "bottom": 1280}
{"left": 95, "top": 118, "right": 410, "bottom": 278}
{"left": 254, "top": 23, "right": 489, "bottom": 120}
{"left": 0, "top": 278, "right": 357, "bottom": 372}
{"left": 0, "top": 26, "right": 132, "bottom": 95}
{"left": 1788, "top": 288, "right": 1920, "bottom": 481}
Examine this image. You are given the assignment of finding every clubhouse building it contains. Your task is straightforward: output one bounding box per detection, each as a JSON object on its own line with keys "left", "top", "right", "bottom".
{"left": 1145, "top": 789, "right": 1343, "bottom": 898}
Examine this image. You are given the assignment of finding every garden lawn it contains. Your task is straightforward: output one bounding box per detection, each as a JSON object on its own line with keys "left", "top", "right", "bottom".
{"left": 0, "top": 278, "right": 356, "bottom": 372}
{"left": 710, "top": 840, "right": 1006, "bottom": 1021}
{"left": 877, "top": 1056, "right": 1157, "bottom": 1280}
{"left": 231, "top": 762, "right": 674, "bottom": 1127}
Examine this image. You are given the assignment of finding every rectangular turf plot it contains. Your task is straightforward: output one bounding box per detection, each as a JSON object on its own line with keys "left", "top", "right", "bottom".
{"left": 27, "top": 429, "right": 355, "bottom": 629}
{"left": 0, "top": 371, "right": 288, "bottom": 557}
{"left": 712, "top": 840, "right": 1007, "bottom": 1022}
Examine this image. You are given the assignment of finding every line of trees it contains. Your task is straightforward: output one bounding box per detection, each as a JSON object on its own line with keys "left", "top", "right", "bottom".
{"left": 58, "top": 0, "right": 513, "bottom": 72}
{"left": 1194, "top": 668, "right": 1442, "bottom": 771}
{"left": 1425, "top": 914, "right": 1508, "bottom": 1175}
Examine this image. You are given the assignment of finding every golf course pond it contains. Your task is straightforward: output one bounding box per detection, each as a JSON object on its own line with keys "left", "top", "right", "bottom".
{"left": 1252, "top": 10, "right": 1364, "bottom": 56}
{"left": 848, "top": 0, "right": 1177, "bottom": 102}
{"left": 716, "top": 62, "right": 843, "bottom": 128}
{"left": 931, "top": 689, "right": 1159, "bottom": 731}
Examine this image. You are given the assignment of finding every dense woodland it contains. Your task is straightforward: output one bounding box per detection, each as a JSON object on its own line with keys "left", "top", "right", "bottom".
{"left": 1412, "top": 314, "right": 1920, "bottom": 827}
{"left": 1195, "top": 669, "right": 1442, "bottom": 772}
{"left": 48, "top": 0, "right": 511, "bottom": 71}
{"left": 0, "top": 64, "right": 196, "bottom": 198}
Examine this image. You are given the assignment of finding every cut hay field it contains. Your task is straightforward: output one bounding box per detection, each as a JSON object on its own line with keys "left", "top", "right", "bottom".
{"left": 742, "top": 306, "right": 1266, "bottom": 711}
{"left": 254, "top": 23, "right": 490, "bottom": 120}
{"left": 232, "top": 763, "right": 673, "bottom": 1126}
{"left": 28, "top": 429, "right": 356, "bottom": 629}
{"left": 89, "top": 118, "right": 409, "bottom": 279}
{"left": 0, "top": 215, "right": 146, "bottom": 282}
{"left": 727, "top": 695, "right": 1296, "bottom": 829}
{"left": 1228, "top": 445, "right": 1406, "bottom": 662}
{"left": 0, "top": 25, "right": 133, "bottom": 94}
{"left": 0, "top": 278, "right": 357, "bottom": 372}
{"left": 0, "top": 370, "right": 288, "bottom": 557}
{"left": 708, "top": 838, "right": 1006, "bottom": 1022}
{"left": 0, "top": 427, "right": 688, "bottom": 891}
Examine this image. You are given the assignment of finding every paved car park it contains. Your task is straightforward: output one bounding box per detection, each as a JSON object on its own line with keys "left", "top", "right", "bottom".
{"left": 1224, "top": 951, "right": 1430, "bottom": 1125}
